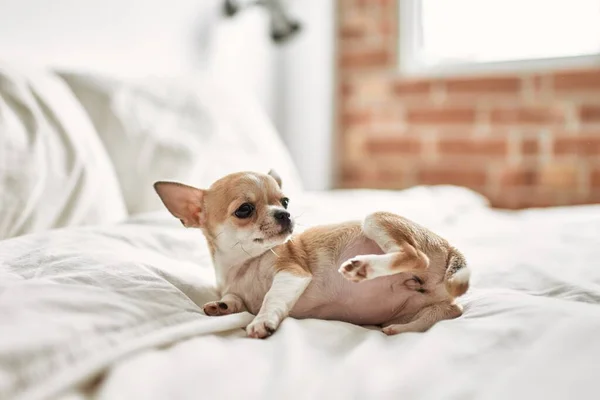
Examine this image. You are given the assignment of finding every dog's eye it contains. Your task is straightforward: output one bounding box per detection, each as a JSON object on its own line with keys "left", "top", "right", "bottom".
{"left": 281, "top": 197, "right": 289, "bottom": 209}
{"left": 234, "top": 203, "right": 254, "bottom": 219}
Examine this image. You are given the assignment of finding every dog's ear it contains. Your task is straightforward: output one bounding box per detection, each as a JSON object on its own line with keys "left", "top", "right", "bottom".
{"left": 153, "top": 182, "right": 206, "bottom": 228}
{"left": 268, "top": 169, "right": 282, "bottom": 188}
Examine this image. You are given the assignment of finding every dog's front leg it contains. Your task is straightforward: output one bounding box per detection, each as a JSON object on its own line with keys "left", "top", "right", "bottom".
{"left": 246, "top": 269, "right": 311, "bottom": 339}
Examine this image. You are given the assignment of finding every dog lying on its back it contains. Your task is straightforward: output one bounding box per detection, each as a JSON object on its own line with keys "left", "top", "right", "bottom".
{"left": 154, "top": 170, "right": 470, "bottom": 338}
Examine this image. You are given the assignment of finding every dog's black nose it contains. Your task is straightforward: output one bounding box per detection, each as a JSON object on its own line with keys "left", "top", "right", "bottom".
{"left": 274, "top": 210, "right": 291, "bottom": 227}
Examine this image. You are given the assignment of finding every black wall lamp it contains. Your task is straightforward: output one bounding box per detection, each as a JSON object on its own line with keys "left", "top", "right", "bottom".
{"left": 223, "top": 0, "right": 302, "bottom": 43}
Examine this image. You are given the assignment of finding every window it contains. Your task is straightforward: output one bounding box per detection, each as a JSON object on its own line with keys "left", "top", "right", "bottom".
{"left": 399, "top": 0, "right": 600, "bottom": 76}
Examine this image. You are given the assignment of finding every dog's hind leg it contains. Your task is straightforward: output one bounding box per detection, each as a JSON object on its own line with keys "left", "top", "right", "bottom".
{"left": 203, "top": 293, "right": 247, "bottom": 316}
{"left": 382, "top": 301, "right": 462, "bottom": 335}
{"left": 338, "top": 212, "right": 430, "bottom": 282}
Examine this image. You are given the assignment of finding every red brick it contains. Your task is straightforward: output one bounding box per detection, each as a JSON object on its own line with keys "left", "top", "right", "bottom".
{"left": 373, "top": 165, "right": 406, "bottom": 181}
{"left": 489, "top": 107, "right": 565, "bottom": 125}
{"left": 490, "top": 190, "right": 556, "bottom": 209}
{"left": 584, "top": 191, "right": 600, "bottom": 205}
{"left": 340, "top": 162, "right": 408, "bottom": 189}
{"left": 417, "top": 166, "right": 487, "bottom": 187}
{"left": 354, "top": 77, "right": 391, "bottom": 99}
{"left": 340, "top": 81, "right": 353, "bottom": 98}
{"left": 406, "top": 108, "right": 476, "bottom": 125}
{"left": 365, "top": 137, "right": 421, "bottom": 154}
{"left": 379, "top": 19, "right": 394, "bottom": 36}
{"left": 340, "top": 161, "right": 376, "bottom": 184}
{"left": 338, "top": 0, "right": 355, "bottom": 8}
{"left": 343, "top": 129, "right": 367, "bottom": 161}
{"left": 339, "top": 11, "right": 380, "bottom": 41}
{"left": 554, "top": 135, "right": 600, "bottom": 156}
{"left": 341, "top": 165, "right": 362, "bottom": 182}
{"left": 356, "top": 0, "right": 392, "bottom": 9}
{"left": 532, "top": 75, "right": 545, "bottom": 91}
{"left": 340, "top": 22, "right": 365, "bottom": 39}
{"left": 370, "top": 108, "right": 403, "bottom": 126}
{"left": 393, "top": 80, "right": 432, "bottom": 96}
{"left": 342, "top": 110, "right": 370, "bottom": 126}
{"left": 437, "top": 138, "right": 507, "bottom": 156}
{"left": 489, "top": 195, "right": 520, "bottom": 209}
{"left": 444, "top": 76, "right": 521, "bottom": 94}
{"left": 592, "top": 169, "right": 600, "bottom": 187}
{"left": 498, "top": 166, "right": 537, "bottom": 186}
{"left": 553, "top": 69, "right": 600, "bottom": 92}
{"left": 539, "top": 163, "right": 578, "bottom": 190}
{"left": 340, "top": 49, "right": 391, "bottom": 68}
{"left": 521, "top": 138, "right": 539, "bottom": 155}
{"left": 340, "top": 26, "right": 365, "bottom": 40}
{"left": 580, "top": 105, "right": 600, "bottom": 123}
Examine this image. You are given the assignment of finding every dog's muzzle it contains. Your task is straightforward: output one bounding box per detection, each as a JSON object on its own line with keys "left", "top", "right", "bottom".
{"left": 274, "top": 210, "right": 292, "bottom": 231}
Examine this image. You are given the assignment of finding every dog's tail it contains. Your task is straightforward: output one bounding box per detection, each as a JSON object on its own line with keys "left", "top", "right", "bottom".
{"left": 444, "top": 249, "right": 470, "bottom": 298}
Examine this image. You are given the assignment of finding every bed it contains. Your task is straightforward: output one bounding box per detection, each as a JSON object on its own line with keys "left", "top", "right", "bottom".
{"left": 2, "top": 5, "right": 600, "bottom": 400}
{"left": 2, "top": 61, "right": 600, "bottom": 400}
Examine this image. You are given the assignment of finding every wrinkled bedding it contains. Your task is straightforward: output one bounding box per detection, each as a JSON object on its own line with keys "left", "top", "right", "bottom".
{"left": 1, "top": 186, "right": 600, "bottom": 400}
{"left": 0, "top": 63, "right": 127, "bottom": 240}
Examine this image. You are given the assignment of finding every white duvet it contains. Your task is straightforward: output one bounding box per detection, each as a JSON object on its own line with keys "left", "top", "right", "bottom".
{"left": 2, "top": 186, "right": 600, "bottom": 400}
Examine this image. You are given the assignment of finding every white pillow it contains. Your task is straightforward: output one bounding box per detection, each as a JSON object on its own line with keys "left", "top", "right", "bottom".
{"left": 0, "top": 64, "right": 127, "bottom": 240}
{"left": 60, "top": 72, "right": 303, "bottom": 215}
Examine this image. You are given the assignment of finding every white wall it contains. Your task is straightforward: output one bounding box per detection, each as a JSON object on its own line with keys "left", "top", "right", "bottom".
{"left": 0, "top": 0, "right": 278, "bottom": 118}
{"left": 0, "top": 0, "right": 213, "bottom": 74}
{"left": 275, "top": 0, "right": 336, "bottom": 191}
{"left": 0, "top": 0, "right": 336, "bottom": 190}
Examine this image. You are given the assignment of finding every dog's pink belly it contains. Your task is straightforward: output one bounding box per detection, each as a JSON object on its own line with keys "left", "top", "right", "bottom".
{"left": 295, "top": 275, "right": 422, "bottom": 325}
{"left": 292, "top": 236, "right": 425, "bottom": 326}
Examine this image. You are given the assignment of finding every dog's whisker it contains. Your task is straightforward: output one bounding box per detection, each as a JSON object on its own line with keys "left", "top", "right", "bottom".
{"left": 270, "top": 248, "right": 279, "bottom": 257}
{"left": 240, "top": 243, "right": 252, "bottom": 257}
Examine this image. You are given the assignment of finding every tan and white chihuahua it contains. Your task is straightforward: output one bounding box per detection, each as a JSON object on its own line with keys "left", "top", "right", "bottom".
{"left": 154, "top": 170, "right": 470, "bottom": 338}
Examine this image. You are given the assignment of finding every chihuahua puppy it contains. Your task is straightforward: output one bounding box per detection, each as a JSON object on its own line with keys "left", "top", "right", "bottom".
{"left": 154, "top": 170, "right": 470, "bottom": 338}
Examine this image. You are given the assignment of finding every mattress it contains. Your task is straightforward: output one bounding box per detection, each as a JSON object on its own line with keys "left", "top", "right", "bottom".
{"left": 2, "top": 186, "right": 600, "bottom": 400}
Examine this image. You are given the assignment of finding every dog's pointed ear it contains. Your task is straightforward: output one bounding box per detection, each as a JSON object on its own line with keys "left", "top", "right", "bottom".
{"left": 268, "top": 169, "right": 282, "bottom": 188}
{"left": 153, "top": 181, "right": 206, "bottom": 228}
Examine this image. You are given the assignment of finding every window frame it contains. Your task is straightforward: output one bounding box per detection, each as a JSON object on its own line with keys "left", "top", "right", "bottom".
{"left": 398, "top": 0, "right": 600, "bottom": 77}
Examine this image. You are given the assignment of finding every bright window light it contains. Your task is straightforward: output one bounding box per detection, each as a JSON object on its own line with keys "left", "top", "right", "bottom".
{"left": 400, "top": 0, "right": 600, "bottom": 75}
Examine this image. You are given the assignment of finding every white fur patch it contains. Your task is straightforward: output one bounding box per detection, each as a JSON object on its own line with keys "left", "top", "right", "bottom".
{"left": 450, "top": 267, "right": 471, "bottom": 283}
{"left": 362, "top": 213, "right": 401, "bottom": 253}
{"left": 246, "top": 271, "right": 311, "bottom": 338}
{"left": 261, "top": 271, "right": 311, "bottom": 318}
{"left": 212, "top": 217, "right": 291, "bottom": 285}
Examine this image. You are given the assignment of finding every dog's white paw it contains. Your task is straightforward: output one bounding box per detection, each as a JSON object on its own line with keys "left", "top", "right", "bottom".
{"left": 246, "top": 316, "right": 279, "bottom": 339}
{"left": 338, "top": 256, "right": 372, "bottom": 282}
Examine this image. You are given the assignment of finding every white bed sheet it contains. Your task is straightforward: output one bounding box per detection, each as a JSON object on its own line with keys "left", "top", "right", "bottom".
{"left": 2, "top": 186, "right": 600, "bottom": 400}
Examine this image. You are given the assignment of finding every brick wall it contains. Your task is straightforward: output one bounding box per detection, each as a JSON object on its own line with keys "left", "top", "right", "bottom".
{"left": 336, "top": 0, "right": 600, "bottom": 208}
